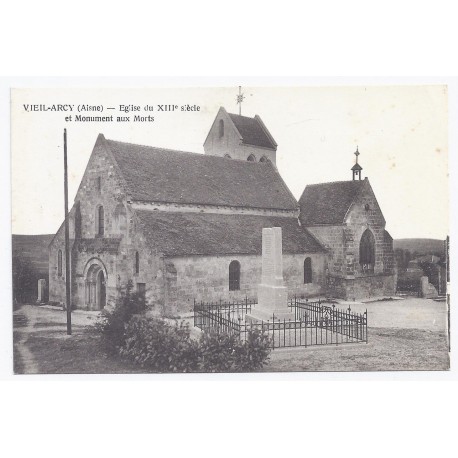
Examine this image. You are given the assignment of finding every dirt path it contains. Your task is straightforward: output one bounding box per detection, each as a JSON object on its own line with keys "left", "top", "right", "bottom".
{"left": 13, "top": 305, "right": 101, "bottom": 374}
{"left": 13, "top": 305, "right": 40, "bottom": 374}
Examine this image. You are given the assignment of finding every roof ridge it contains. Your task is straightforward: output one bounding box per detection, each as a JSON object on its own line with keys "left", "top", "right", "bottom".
{"left": 106, "top": 137, "right": 276, "bottom": 166}
{"left": 227, "top": 112, "right": 255, "bottom": 120}
{"left": 105, "top": 138, "right": 197, "bottom": 156}
{"left": 305, "top": 179, "right": 364, "bottom": 187}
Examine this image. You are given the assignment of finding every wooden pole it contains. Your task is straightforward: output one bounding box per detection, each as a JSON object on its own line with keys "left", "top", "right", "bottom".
{"left": 64, "top": 128, "right": 72, "bottom": 335}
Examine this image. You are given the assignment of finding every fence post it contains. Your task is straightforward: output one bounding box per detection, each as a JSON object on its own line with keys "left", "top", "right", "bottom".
{"left": 365, "top": 309, "right": 368, "bottom": 343}
{"left": 305, "top": 312, "right": 307, "bottom": 347}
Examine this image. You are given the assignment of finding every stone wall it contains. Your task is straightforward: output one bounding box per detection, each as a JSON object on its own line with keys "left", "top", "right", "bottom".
{"left": 344, "top": 183, "right": 393, "bottom": 276}
{"left": 306, "top": 225, "right": 345, "bottom": 275}
{"left": 327, "top": 274, "right": 397, "bottom": 301}
{"left": 48, "top": 230, "right": 69, "bottom": 305}
{"left": 163, "top": 252, "right": 327, "bottom": 315}
{"left": 49, "top": 138, "right": 165, "bottom": 310}
{"left": 204, "top": 110, "right": 276, "bottom": 163}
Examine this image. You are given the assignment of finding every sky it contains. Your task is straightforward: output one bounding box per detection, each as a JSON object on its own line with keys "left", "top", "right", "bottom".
{"left": 11, "top": 86, "right": 449, "bottom": 239}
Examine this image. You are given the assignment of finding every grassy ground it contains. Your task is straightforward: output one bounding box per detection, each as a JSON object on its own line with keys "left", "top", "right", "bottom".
{"left": 23, "top": 329, "right": 142, "bottom": 374}
{"left": 13, "top": 304, "right": 142, "bottom": 374}
{"left": 13, "top": 298, "right": 450, "bottom": 374}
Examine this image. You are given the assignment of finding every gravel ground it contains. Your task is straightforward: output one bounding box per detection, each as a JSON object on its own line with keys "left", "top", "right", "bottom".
{"left": 262, "top": 297, "right": 450, "bottom": 372}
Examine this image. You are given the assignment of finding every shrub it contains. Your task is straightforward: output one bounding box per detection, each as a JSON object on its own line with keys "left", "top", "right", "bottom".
{"left": 95, "top": 283, "right": 272, "bottom": 372}
{"left": 231, "top": 328, "right": 272, "bottom": 372}
{"left": 95, "top": 281, "right": 148, "bottom": 353}
{"left": 121, "top": 315, "right": 200, "bottom": 372}
{"left": 121, "top": 316, "right": 272, "bottom": 373}
{"left": 198, "top": 329, "right": 271, "bottom": 372}
{"left": 198, "top": 330, "right": 240, "bottom": 372}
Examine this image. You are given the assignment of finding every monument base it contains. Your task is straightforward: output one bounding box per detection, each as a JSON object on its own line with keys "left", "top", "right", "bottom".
{"left": 257, "top": 283, "right": 288, "bottom": 310}
{"left": 246, "top": 283, "right": 295, "bottom": 322}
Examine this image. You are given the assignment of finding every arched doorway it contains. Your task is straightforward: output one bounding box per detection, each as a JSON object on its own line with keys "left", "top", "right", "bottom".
{"left": 85, "top": 263, "right": 107, "bottom": 310}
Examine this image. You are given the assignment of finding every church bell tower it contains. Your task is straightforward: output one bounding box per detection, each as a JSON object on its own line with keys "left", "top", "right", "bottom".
{"left": 351, "top": 146, "right": 363, "bottom": 180}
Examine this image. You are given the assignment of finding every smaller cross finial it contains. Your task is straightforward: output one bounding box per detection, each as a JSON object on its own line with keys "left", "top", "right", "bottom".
{"left": 351, "top": 146, "right": 363, "bottom": 180}
{"left": 236, "top": 86, "right": 245, "bottom": 115}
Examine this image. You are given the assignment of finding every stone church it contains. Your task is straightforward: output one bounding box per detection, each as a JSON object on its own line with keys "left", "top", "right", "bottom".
{"left": 48, "top": 107, "right": 396, "bottom": 313}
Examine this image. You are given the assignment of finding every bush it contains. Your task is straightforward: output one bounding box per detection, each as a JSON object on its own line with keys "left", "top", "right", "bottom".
{"left": 95, "top": 282, "right": 272, "bottom": 372}
{"left": 120, "top": 315, "right": 272, "bottom": 373}
{"left": 121, "top": 316, "right": 200, "bottom": 372}
{"left": 231, "top": 328, "right": 272, "bottom": 372}
{"left": 198, "top": 330, "right": 240, "bottom": 372}
{"left": 198, "top": 329, "right": 271, "bottom": 372}
{"left": 95, "top": 281, "right": 148, "bottom": 353}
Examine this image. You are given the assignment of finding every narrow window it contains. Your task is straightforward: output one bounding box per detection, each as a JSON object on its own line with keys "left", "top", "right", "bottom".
{"left": 247, "top": 154, "right": 256, "bottom": 162}
{"left": 229, "top": 260, "right": 240, "bottom": 291}
{"left": 57, "top": 250, "right": 63, "bottom": 277}
{"left": 135, "top": 251, "right": 140, "bottom": 274}
{"left": 219, "top": 119, "right": 224, "bottom": 138}
{"left": 97, "top": 176, "right": 102, "bottom": 192}
{"left": 360, "top": 229, "right": 375, "bottom": 273}
{"left": 304, "top": 257, "right": 312, "bottom": 284}
{"left": 97, "top": 206, "right": 105, "bottom": 236}
{"left": 74, "top": 202, "right": 82, "bottom": 239}
{"left": 136, "top": 282, "right": 146, "bottom": 299}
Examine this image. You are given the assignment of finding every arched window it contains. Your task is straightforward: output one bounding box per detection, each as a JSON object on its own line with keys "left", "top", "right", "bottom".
{"left": 224, "top": 154, "right": 231, "bottom": 159}
{"left": 57, "top": 249, "right": 63, "bottom": 277}
{"left": 135, "top": 251, "right": 140, "bottom": 274}
{"left": 229, "top": 260, "right": 240, "bottom": 291}
{"left": 219, "top": 119, "right": 224, "bottom": 138}
{"left": 259, "top": 156, "right": 269, "bottom": 163}
{"left": 360, "top": 229, "right": 375, "bottom": 273}
{"left": 97, "top": 205, "right": 105, "bottom": 236}
{"left": 304, "top": 258, "right": 312, "bottom": 284}
{"left": 247, "top": 154, "right": 256, "bottom": 162}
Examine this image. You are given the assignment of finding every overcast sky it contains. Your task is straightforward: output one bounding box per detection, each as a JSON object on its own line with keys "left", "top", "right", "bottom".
{"left": 11, "top": 86, "right": 448, "bottom": 239}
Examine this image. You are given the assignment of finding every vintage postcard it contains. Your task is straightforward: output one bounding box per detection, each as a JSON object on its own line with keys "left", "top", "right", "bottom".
{"left": 11, "top": 85, "right": 450, "bottom": 374}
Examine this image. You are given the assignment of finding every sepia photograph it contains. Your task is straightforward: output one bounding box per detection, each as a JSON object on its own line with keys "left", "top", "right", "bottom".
{"left": 11, "top": 85, "right": 450, "bottom": 374}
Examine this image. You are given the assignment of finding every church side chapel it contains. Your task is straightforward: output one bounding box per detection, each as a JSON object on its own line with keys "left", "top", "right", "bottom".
{"left": 49, "top": 106, "right": 396, "bottom": 313}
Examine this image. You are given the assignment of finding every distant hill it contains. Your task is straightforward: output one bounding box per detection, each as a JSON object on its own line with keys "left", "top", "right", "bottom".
{"left": 12, "top": 234, "right": 53, "bottom": 276}
{"left": 393, "top": 238, "right": 445, "bottom": 256}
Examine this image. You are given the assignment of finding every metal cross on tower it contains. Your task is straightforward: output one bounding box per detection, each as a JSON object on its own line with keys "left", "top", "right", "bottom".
{"left": 351, "top": 146, "right": 363, "bottom": 180}
{"left": 236, "top": 86, "right": 245, "bottom": 115}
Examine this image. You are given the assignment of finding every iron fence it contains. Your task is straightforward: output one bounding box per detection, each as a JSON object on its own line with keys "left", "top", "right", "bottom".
{"left": 193, "top": 297, "right": 368, "bottom": 349}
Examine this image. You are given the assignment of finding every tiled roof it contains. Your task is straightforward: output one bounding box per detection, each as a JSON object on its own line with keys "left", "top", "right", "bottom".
{"left": 228, "top": 113, "right": 276, "bottom": 149}
{"left": 105, "top": 138, "right": 296, "bottom": 210}
{"left": 136, "top": 211, "right": 325, "bottom": 257}
{"left": 299, "top": 180, "right": 366, "bottom": 225}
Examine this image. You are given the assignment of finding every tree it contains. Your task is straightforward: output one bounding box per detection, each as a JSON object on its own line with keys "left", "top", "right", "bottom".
{"left": 12, "top": 253, "right": 35, "bottom": 304}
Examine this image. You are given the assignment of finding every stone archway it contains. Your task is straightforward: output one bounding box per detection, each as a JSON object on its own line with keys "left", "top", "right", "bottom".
{"left": 84, "top": 261, "right": 107, "bottom": 310}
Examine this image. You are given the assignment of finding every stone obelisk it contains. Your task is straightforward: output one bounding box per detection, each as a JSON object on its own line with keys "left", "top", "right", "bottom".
{"left": 245, "top": 227, "right": 295, "bottom": 322}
